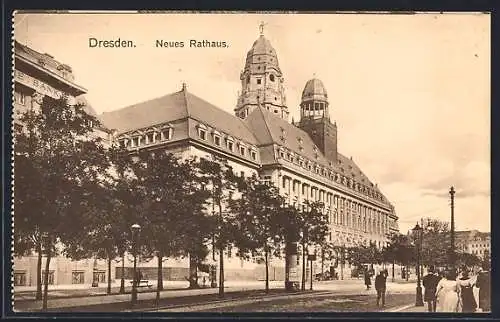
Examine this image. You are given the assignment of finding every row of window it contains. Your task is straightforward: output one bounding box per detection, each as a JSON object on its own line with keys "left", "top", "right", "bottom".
{"left": 119, "top": 127, "right": 172, "bottom": 148}
{"left": 197, "top": 125, "right": 258, "bottom": 161}
{"left": 471, "top": 243, "right": 489, "bottom": 248}
{"left": 277, "top": 147, "right": 384, "bottom": 203}
{"left": 13, "top": 270, "right": 106, "bottom": 286}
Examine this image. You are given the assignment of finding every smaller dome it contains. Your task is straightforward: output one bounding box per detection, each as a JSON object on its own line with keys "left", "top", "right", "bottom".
{"left": 301, "top": 78, "right": 328, "bottom": 102}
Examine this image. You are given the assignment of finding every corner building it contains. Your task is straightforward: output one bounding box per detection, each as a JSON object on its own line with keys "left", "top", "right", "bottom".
{"left": 100, "top": 32, "right": 399, "bottom": 280}
{"left": 13, "top": 41, "right": 114, "bottom": 289}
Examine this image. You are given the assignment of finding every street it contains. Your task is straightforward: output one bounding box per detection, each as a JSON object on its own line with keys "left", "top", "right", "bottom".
{"left": 14, "top": 279, "right": 419, "bottom": 313}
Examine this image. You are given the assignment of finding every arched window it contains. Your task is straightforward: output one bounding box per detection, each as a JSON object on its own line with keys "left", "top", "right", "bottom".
{"left": 270, "top": 74, "right": 275, "bottom": 82}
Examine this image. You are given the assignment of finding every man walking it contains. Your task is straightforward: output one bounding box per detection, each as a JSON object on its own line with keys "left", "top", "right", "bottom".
{"left": 375, "top": 270, "right": 388, "bottom": 307}
{"left": 422, "top": 265, "right": 441, "bottom": 312}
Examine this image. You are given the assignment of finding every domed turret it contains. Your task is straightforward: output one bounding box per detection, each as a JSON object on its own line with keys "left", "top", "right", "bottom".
{"left": 300, "top": 78, "right": 329, "bottom": 120}
{"left": 235, "top": 24, "right": 289, "bottom": 121}
{"left": 301, "top": 78, "right": 328, "bottom": 103}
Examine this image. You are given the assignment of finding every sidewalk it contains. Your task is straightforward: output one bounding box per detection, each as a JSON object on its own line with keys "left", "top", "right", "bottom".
{"left": 13, "top": 280, "right": 286, "bottom": 312}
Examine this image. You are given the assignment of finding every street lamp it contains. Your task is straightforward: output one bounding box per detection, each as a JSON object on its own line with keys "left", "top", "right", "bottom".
{"left": 130, "top": 223, "right": 141, "bottom": 306}
{"left": 412, "top": 223, "right": 424, "bottom": 307}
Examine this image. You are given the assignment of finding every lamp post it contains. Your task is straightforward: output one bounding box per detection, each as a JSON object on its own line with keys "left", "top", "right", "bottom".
{"left": 449, "top": 186, "right": 455, "bottom": 269}
{"left": 130, "top": 223, "right": 141, "bottom": 306}
{"left": 412, "top": 223, "right": 424, "bottom": 307}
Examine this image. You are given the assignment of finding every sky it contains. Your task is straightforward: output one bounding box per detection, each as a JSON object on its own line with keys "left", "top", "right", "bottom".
{"left": 14, "top": 12, "right": 491, "bottom": 234}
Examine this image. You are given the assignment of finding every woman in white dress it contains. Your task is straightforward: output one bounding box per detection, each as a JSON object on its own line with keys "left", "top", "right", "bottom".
{"left": 435, "top": 269, "right": 477, "bottom": 312}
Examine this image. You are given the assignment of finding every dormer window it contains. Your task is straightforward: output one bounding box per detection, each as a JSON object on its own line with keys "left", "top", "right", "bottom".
{"left": 197, "top": 124, "right": 207, "bottom": 140}
{"left": 146, "top": 132, "right": 155, "bottom": 144}
{"left": 161, "top": 127, "right": 172, "bottom": 141}
{"left": 227, "top": 141, "right": 234, "bottom": 151}
{"left": 250, "top": 150, "right": 257, "bottom": 160}
{"left": 132, "top": 137, "right": 139, "bottom": 147}
{"left": 240, "top": 146, "right": 246, "bottom": 156}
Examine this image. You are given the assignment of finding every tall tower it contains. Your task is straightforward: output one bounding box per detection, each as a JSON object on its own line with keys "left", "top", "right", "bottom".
{"left": 235, "top": 24, "right": 289, "bottom": 121}
{"left": 298, "top": 78, "right": 338, "bottom": 163}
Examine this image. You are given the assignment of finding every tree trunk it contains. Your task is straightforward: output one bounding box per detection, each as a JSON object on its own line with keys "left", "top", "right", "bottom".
{"left": 107, "top": 255, "right": 112, "bottom": 295}
{"left": 321, "top": 248, "right": 325, "bottom": 278}
{"left": 189, "top": 253, "right": 199, "bottom": 289}
{"left": 406, "top": 264, "right": 409, "bottom": 281}
{"left": 119, "top": 253, "right": 125, "bottom": 294}
{"left": 156, "top": 252, "right": 163, "bottom": 303}
{"left": 301, "top": 242, "right": 306, "bottom": 291}
{"left": 264, "top": 246, "right": 269, "bottom": 294}
{"left": 218, "top": 245, "right": 224, "bottom": 298}
{"left": 42, "top": 241, "right": 52, "bottom": 311}
{"left": 36, "top": 239, "right": 42, "bottom": 300}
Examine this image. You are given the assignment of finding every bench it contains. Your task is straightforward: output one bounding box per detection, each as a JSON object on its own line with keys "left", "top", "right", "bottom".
{"left": 130, "top": 280, "right": 153, "bottom": 288}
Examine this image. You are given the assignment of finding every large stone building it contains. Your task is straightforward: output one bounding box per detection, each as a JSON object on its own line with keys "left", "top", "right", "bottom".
{"left": 456, "top": 230, "right": 491, "bottom": 260}
{"left": 12, "top": 40, "right": 114, "bottom": 289}
{"left": 13, "top": 30, "right": 399, "bottom": 288}
{"left": 100, "top": 31, "right": 399, "bottom": 280}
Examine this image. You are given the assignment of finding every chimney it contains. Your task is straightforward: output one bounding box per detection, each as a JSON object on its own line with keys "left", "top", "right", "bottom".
{"left": 182, "top": 83, "right": 187, "bottom": 91}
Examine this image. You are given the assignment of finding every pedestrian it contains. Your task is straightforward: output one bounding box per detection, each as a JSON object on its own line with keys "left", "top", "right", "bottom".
{"left": 364, "top": 268, "right": 372, "bottom": 290}
{"left": 475, "top": 262, "right": 491, "bottom": 312}
{"left": 458, "top": 266, "right": 477, "bottom": 313}
{"left": 435, "top": 268, "right": 476, "bottom": 312}
{"left": 422, "top": 265, "right": 441, "bottom": 312}
{"left": 435, "top": 268, "right": 460, "bottom": 312}
{"left": 375, "top": 270, "right": 387, "bottom": 307}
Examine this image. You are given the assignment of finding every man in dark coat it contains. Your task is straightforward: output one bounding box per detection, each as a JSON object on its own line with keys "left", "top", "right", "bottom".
{"left": 364, "top": 268, "right": 372, "bottom": 290}
{"left": 422, "top": 265, "right": 441, "bottom": 312}
{"left": 375, "top": 270, "right": 388, "bottom": 307}
{"left": 476, "top": 262, "right": 491, "bottom": 312}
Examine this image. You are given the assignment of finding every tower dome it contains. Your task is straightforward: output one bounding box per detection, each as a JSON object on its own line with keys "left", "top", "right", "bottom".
{"left": 235, "top": 27, "right": 288, "bottom": 121}
{"left": 301, "top": 78, "right": 328, "bottom": 103}
{"left": 300, "top": 78, "right": 329, "bottom": 120}
{"left": 244, "top": 35, "right": 281, "bottom": 72}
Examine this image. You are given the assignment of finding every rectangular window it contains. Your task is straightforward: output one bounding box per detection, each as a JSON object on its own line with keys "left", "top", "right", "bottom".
{"left": 240, "top": 146, "right": 246, "bottom": 156}
{"left": 162, "top": 129, "right": 171, "bottom": 141}
{"left": 72, "top": 271, "right": 85, "bottom": 284}
{"left": 250, "top": 151, "right": 256, "bottom": 160}
{"left": 14, "top": 271, "right": 26, "bottom": 286}
{"left": 214, "top": 136, "right": 221, "bottom": 146}
{"left": 199, "top": 129, "right": 206, "bottom": 140}
{"left": 17, "top": 92, "right": 26, "bottom": 105}
{"left": 132, "top": 137, "right": 139, "bottom": 147}
{"left": 147, "top": 133, "right": 155, "bottom": 144}
{"left": 228, "top": 141, "right": 234, "bottom": 151}
{"left": 42, "top": 270, "right": 55, "bottom": 285}
{"left": 257, "top": 79, "right": 262, "bottom": 84}
{"left": 93, "top": 271, "right": 106, "bottom": 283}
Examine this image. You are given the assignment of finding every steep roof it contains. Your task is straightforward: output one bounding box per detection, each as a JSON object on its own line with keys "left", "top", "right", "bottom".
{"left": 245, "top": 106, "right": 389, "bottom": 203}
{"left": 99, "top": 86, "right": 258, "bottom": 144}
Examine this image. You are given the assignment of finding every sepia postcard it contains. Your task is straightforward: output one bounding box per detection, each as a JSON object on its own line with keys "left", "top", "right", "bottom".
{"left": 9, "top": 11, "right": 490, "bottom": 316}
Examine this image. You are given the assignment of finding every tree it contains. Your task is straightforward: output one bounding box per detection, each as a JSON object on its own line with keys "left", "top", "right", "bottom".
{"left": 133, "top": 150, "right": 203, "bottom": 300}
{"left": 196, "top": 157, "right": 241, "bottom": 298}
{"left": 382, "top": 232, "right": 414, "bottom": 280}
{"left": 297, "top": 201, "right": 329, "bottom": 291}
{"left": 230, "top": 174, "right": 284, "bottom": 293}
{"left": 420, "top": 218, "right": 451, "bottom": 267}
{"left": 13, "top": 96, "right": 108, "bottom": 310}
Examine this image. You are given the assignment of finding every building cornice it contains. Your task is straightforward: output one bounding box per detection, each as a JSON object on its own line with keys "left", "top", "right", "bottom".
{"left": 15, "top": 54, "right": 87, "bottom": 95}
